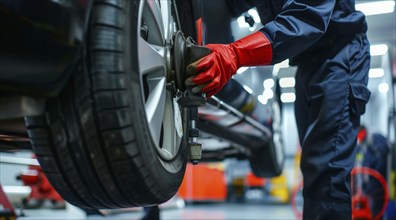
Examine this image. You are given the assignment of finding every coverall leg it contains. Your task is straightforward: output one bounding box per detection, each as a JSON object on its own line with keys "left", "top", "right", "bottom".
{"left": 294, "top": 33, "right": 371, "bottom": 220}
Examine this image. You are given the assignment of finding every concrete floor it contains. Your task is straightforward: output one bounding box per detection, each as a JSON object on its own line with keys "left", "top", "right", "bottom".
{"left": 2, "top": 153, "right": 301, "bottom": 220}
{"left": 17, "top": 202, "right": 297, "bottom": 220}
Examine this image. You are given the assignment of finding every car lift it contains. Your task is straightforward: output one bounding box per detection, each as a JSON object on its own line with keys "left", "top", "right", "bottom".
{"left": 0, "top": 155, "right": 37, "bottom": 219}
{"left": 0, "top": 155, "right": 64, "bottom": 219}
{"left": 0, "top": 156, "right": 39, "bottom": 219}
{"left": 0, "top": 183, "right": 16, "bottom": 220}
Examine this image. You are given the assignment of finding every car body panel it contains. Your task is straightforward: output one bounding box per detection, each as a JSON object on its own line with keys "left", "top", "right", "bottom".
{"left": 0, "top": 0, "right": 91, "bottom": 96}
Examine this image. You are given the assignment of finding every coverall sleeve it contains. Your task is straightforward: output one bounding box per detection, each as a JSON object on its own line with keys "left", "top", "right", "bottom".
{"left": 259, "top": 0, "right": 336, "bottom": 64}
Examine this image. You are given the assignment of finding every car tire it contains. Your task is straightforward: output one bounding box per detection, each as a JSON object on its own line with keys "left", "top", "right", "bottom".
{"left": 249, "top": 79, "right": 285, "bottom": 177}
{"left": 25, "top": 0, "right": 187, "bottom": 209}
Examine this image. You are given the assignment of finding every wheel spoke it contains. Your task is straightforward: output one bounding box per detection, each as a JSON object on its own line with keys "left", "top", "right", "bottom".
{"left": 159, "top": 0, "right": 172, "bottom": 42}
{"left": 145, "top": 75, "right": 166, "bottom": 146}
{"left": 138, "top": 37, "right": 166, "bottom": 75}
{"left": 139, "top": 0, "right": 181, "bottom": 160}
{"left": 143, "top": 0, "right": 165, "bottom": 46}
{"left": 162, "top": 94, "right": 177, "bottom": 156}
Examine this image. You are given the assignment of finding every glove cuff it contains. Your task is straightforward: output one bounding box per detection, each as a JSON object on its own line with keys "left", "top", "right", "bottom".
{"left": 232, "top": 31, "right": 273, "bottom": 67}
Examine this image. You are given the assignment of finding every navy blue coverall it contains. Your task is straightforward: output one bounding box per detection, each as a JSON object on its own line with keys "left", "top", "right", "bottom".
{"left": 227, "top": 0, "right": 371, "bottom": 219}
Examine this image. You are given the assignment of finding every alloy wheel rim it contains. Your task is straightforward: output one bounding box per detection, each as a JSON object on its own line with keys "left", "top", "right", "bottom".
{"left": 137, "top": 0, "right": 182, "bottom": 161}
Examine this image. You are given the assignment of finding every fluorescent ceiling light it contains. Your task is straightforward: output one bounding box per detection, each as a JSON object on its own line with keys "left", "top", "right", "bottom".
{"left": 248, "top": 9, "right": 261, "bottom": 23}
{"left": 263, "top": 89, "right": 274, "bottom": 99}
{"left": 378, "top": 82, "right": 389, "bottom": 93}
{"left": 369, "top": 68, "right": 385, "bottom": 78}
{"left": 258, "top": 95, "right": 268, "bottom": 105}
{"left": 279, "top": 77, "right": 296, "bottom": 88}
{"left": 237, "top": 67, "right": 249, "bottom": 74}
{"left": 281, "top": 93, "right": 296, "bottom": 103}
{"left": 273, "top": 59, "right": 289, "bottom": 75}
{"left": 237, "top": 16, "right": 249, "bottom": 28}
{"left": 243, "top": 85, "right": 253, "bottom": 94}
{"left": 356, "top": 1, "right": 395, "bottom": 16}
{"left": 263, "top": 79, "right": 274, "bottom": 89}
{"left": 370, "top": 44, "right": 389, "bottom": 56}
{"left": 249, "top": 26, "right": 256, "bottom": 32}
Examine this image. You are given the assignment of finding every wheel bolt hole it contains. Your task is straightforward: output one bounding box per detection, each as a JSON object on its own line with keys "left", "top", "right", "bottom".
{"left": 141, "top": 24, "right": 149, "bottom": 40}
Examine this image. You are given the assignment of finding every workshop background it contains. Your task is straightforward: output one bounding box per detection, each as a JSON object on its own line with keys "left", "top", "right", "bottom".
{"left": 1, "top": 0, "right": 396, "bottom": 219}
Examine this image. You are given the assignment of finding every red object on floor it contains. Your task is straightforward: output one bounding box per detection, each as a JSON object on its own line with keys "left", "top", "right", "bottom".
{"left": 178, "top": 163, "right": 227, "bottom": 202}
{"left": 0, "top": 183, "right": 16, "bottom": 219}
{"left": 18, "top": 161, "right": 63, "bottom": 203}
{"left": 245, "top": 172, "right": 266, "bottom": 188}
{"left": 352, "top": 193, "right": 372, "bottom": 220}
{"left": 351, "top": 167, "right": 389, "bottom": 220}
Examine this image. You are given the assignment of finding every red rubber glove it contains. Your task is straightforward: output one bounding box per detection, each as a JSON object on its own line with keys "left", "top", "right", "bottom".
{"left": 185, "top": 31, "right": 272, "bottom": 98}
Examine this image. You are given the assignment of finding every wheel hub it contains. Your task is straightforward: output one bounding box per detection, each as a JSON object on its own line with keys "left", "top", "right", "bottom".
{"left": 173, "top": 31, "right": 187, "bottom": 92}
{"left": 171, "top": 31, "right": 211, "bottom": 92}
{"left": 170, "top": 31, "right": 212, "bottom": 164}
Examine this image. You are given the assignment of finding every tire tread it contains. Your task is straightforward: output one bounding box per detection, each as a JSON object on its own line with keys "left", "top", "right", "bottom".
{"left": 26, "top": 0, "right": 186, "bottom": 209}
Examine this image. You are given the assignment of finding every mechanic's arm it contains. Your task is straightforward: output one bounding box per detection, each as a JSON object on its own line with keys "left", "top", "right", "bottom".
{"left": 262, "top": 0, "right": 336, "bottom": 63}
{"left": 186, "top": 0, "right": 336, "bottom": 97}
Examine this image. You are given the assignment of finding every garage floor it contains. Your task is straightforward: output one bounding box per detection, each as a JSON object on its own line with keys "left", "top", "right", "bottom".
{"left": 18, "top": 202, "right": 296, "bottom": 220}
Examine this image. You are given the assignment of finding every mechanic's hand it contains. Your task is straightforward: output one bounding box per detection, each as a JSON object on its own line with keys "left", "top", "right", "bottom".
{"left": 185, "top": 44, "right": 237, "bottom": 98}
{"left": 185, "top": 31, "right": 272, "bottom": 98}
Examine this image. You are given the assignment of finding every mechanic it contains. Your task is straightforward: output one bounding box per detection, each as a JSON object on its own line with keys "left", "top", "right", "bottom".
{"left": 186, "top": 0, "right": 371, "bottom": 219}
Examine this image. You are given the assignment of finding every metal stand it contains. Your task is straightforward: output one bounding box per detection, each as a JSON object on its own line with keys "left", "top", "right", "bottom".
{"left": 172, "top": 31, "right": 211, "bottom": 164}
{"left": 0, "top": 183, "right": 16, "bottom": 220}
